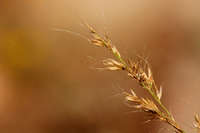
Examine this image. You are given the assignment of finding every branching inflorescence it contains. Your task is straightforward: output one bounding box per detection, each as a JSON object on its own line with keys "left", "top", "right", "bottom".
{"left": 82, "top": 23, "right": 200, "bottom": 133}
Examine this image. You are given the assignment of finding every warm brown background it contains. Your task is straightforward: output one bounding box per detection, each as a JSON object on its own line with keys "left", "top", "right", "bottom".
{"left": 0, "top": 0, "right": 200, "bottom": 133}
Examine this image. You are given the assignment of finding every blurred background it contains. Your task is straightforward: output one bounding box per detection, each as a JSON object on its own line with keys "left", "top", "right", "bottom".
{"left": 0, "top": 0, "right": 200, "bottom": 133}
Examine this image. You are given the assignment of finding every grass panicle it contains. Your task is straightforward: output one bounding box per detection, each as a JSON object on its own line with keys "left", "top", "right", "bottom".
{"left": 84, "top": 23, "right": 188, "bottom": 133}
{"left": 54, "top": 22, "right": 200, "bottom": 133}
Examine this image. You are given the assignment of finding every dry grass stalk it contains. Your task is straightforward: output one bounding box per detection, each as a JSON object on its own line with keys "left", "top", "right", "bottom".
{"left": 84, "top": 23, "right": 188, "bottom": 133}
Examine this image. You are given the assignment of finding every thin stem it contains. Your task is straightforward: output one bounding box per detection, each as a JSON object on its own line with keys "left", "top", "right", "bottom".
{"left": 147, "top": 87, "right": 171, "bottom": 117}
{"left": 143, "top": 85, "right": 185, "bottom": 133}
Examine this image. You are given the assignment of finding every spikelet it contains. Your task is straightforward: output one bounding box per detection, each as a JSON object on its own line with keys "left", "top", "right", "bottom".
{"left": 194, "top": 114, "right": 200, "bottom": 129}
{"left": 103, "top": 58, "right": 126, "bottom": 71}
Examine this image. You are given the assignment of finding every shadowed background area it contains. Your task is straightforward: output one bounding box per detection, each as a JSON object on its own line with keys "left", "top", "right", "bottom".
{"left": 0, "top": 0, "right": 200, "bottom": 133}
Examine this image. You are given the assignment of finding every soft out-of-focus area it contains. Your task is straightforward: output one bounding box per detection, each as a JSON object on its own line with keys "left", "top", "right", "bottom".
{"left": 0, "top": 0, "right": 200, "bottom": 133}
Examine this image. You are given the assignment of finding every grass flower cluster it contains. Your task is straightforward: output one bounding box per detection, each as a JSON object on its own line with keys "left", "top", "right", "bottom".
{"left": 84, "top": 23, "right": 200, "bottom": 133}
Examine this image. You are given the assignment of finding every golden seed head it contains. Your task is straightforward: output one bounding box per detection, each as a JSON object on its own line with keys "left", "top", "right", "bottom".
{"left": 103, "top": 58, "right": 126, "bottom": 71}
{"left": 125, "top": 89, "right": 160, "bottom": 116}
{"left": 194, "top": 114, "right": 200, "bottom": 129}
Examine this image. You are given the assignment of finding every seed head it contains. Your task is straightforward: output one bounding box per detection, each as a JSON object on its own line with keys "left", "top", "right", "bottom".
{"left": 194, "top": 114, "right": 200, "bottom": 129}
{"left": 103, "top": 58, "right": 126, "bottom": 71}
